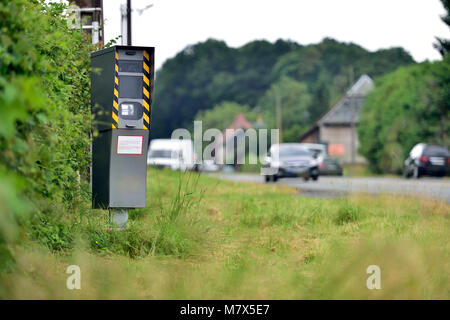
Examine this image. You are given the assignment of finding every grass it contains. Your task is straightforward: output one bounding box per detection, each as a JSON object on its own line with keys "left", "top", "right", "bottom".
{"left": 0, "top": 168, "right": 449, "bottom": 299}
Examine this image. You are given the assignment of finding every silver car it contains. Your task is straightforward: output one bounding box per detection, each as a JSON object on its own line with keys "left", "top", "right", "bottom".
{"left": 263, "top": 143, "right": 319, "bottom": 182}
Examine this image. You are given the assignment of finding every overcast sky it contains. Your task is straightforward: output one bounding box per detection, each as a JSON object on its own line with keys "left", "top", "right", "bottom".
{"left": 102, "top": 0, "right": 450, "bottom": 70}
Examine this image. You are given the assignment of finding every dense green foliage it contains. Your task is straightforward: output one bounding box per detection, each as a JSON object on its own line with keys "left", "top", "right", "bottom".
{"left": 0, "top": 1, "right": 207, "bottom": 267}
{"left": 153, "top": 38, "right": 414, "bottom": 140}
{"left": 358, "top": 56, "right": 450, "bottom": 173}
{"left": 0, "top": 0, "right": 93, "bottom": 267}
{"left": 258, "top": 76, "right": 312, "bottom": 142}
{"left": 153, "top": 39, "right": 297, "bottom": 138}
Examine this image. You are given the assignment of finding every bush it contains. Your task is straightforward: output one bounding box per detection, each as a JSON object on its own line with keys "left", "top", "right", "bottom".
{"left": 0, "top": 0, "right": 95, "bottom": 266}
{"left": 358, "top": 56, "right": 450, "bottom": 173}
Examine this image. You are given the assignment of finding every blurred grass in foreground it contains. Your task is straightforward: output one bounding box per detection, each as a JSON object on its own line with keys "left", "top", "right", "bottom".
{"left": 1, "top": 169, "right": 449, "bottom": 299}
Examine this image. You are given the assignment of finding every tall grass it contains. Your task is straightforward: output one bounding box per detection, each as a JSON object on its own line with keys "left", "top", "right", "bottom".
{"left": 0, "top": 170, "right": 448, "bottom": 299}
{"left": 22, "top": 169, "right": 207, "bottom": 259}
{"left": 334, "top": 200, "right": 364, "bottom": 225}
{"left": 149, "top": 170, "right": 206, "bottom": 256}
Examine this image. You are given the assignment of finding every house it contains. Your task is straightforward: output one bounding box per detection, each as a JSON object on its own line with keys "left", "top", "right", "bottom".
{"left": 213, "top": 113, "right": 254, "bottom": 168}
{"left": 300, "top": 75, "right": 374, "bottom": 164}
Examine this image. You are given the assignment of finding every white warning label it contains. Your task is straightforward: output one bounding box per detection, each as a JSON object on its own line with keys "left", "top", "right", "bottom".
{"left": 117, "top": 135, "right": 143, "bottom": 155}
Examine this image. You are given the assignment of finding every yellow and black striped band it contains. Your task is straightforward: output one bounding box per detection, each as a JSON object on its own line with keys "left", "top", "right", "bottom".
{"left": 142, "top": 50, "right": 152, "bottom": 130}
{"left": 112, "top": 51, "right": 119, "bottom": 129}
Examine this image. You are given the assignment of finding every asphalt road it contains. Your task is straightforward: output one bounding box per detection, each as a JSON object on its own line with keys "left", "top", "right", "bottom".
{"left": 210, "top": 173, "right": 450, "bottom": 202}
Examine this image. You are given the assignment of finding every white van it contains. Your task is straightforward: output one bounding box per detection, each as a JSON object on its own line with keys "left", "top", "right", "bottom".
{"left": 147, "top": 139, "right": 197, "bottom": 171}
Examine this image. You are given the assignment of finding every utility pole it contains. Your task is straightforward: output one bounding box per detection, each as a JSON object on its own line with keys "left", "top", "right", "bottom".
{"left": 121, "top": 1, "right": 154, "bottom": 46}
{"left": 349, "top": 66, "right": 355, "bottom": 165}
{"left": 126, "top": 0, "right": 132, "bottom": 45}
{"left": 121, "top": 0, "right": 132, "bottom": 45}
{"left": 275, "top": 91, "right": 283, "bottom": 143}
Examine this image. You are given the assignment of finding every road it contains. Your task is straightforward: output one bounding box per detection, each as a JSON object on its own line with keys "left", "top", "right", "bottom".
{"left": 209, "top": 173, "right": 450, "bottom": 202}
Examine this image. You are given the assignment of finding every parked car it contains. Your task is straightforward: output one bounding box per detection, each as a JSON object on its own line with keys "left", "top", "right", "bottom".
{"left": 318, "top": 156, "right": 343, "bottom": 176}
{"left": 298, "top": 143, "right": 327, "bottom": 161}
{"left": 147, "top": 139, "right": 197, "bottom": 171}
{"left": 263, "top": 143, "right": 319, "bottom": 182}
{"left": 404, "top": 143, "right": 450, "bottom": 178}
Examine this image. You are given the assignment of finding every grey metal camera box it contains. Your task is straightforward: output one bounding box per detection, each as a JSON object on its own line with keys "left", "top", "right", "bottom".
{"left": 90, "top": 45, "right": 154, "bottom": 209}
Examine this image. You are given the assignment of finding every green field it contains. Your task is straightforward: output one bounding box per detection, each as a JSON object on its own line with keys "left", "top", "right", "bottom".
{"left": 1, "top": 169, "right": 449, "bottom": 299}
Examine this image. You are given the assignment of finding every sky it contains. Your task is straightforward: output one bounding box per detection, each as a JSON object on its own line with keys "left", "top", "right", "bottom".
{"left": 101, "top": 0, "right": 449, "bottom": 70}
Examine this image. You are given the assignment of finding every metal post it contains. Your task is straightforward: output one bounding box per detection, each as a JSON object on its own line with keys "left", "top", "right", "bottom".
{"left": 350, "top": 95, "right": 355, "bottom": 164}
{"left": 348, "top": 67, "right": 355, "bottom": 165}
{"left": 127, "top": 0, "right": 132, "bottom": 45}
{"left": 120, "top": 3, "right": 128, "bottom": 45}
{"left": 109, "top": 208, "right": 129, "bottom": 229}
{"left": 120, "top": 2, "right": 153, "bottom": 45}
{"left": 100, "top": 0, "right": 104, "bottom": 43}
{"left": 275, "top": 91, "right": 282, "bottom": 143}
{"left": 92, "top": 21, "right": 99, "bottom": 44}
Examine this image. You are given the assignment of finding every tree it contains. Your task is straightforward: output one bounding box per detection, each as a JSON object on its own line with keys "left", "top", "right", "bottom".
{"left": 428, "top": 54, "right": 450, "bottom": 143}
{"left": 258, "top": 76, "right": 312, "bottom": 142}
{"left": 310, "top": 77, "right": 331, "bottom": 121}
{"left": 434, "top": 0, "right": 450, "bottom": 56}
{"left": 152, "top": 39, "right": 296, "bottom": 139}
{"left": 194, "top": 101, "right": 256, "bottom": 132}
{"left": 358, "top": 58, "right": 450, "bottom": 173}
{"left": 152, "top": 38, "right": 414, "bottom": 139}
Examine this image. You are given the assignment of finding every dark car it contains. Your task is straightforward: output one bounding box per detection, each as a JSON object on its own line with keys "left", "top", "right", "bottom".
{"left": 263, "top": 143, "right": 319, "bottom": 182}
{"left": 404, "top": 143, "right": 450, "bottom": 178}
{"left": 318, "top": 156, "right": 343, "bottom": 176}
